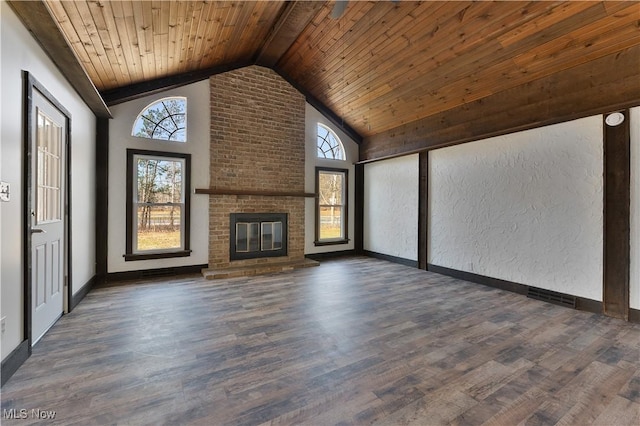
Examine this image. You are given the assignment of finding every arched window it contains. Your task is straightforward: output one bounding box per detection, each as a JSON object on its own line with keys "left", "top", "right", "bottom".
{"left": 132, "top": 97, "right": 187, "bottom": 142}
{"left": 317, "top": 123, "right": 344, "bottom": 160}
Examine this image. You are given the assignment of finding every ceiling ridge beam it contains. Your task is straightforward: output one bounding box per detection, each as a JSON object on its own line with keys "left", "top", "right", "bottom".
{"left": 255, "top": 1, "right": 325, "bottom": 69}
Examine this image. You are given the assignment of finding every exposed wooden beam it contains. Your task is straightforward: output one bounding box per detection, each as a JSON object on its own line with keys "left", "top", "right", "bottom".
{"left": 360, "top": 45, "right": 640, "bottom": 162}
{"left": 603, "top": 110, "right": 630, "bottom": 321}
{"left": 101, "top": 60, "right": 253, "bottom": 106}
{"left": 8, "top": 1, "right": 111, "bottom": 118}
{"left": 275, "top": 67, "right": 363, "bottom": 144}
{"left": 354, "top": 163, "right": 364, "bottom": 255}
{"left": 95, "top": 117, "right": 109, "bottom": 282}
{"left": 255, "top": 1, "right": 326, "bottom": 68}
{"left": 418, "top": 152, "right": 428, "bottom": 270}
{"left": 194, "top": 188, "right": 316, "bottom": 198}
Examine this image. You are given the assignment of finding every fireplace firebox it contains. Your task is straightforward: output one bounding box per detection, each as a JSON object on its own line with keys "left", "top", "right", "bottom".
{"left": 229, "top": 213, "right": 288, "bottom": 260}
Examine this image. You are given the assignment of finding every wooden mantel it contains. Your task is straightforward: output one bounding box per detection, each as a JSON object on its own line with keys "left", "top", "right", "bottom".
{"left": 194, "top": 188, "right": 316, "bottom": 198}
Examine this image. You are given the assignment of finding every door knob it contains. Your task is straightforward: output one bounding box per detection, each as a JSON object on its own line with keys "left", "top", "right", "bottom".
{"left": 30, "top": 228, "right": 46, "bottom": 234}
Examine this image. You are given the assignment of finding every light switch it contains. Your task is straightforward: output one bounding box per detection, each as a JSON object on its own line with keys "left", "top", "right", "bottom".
{"left": 0, "top": 181, "right": 10, "bottom": 202}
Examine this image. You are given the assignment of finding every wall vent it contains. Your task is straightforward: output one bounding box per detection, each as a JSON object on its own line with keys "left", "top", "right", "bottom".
{"left": 527, "top": 287, "right": 576, "bottom": 308}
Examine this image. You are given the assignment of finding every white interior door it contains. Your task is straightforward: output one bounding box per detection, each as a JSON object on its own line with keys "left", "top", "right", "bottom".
{"left": 31, "top": 90, "right": 66, "bottom": 345}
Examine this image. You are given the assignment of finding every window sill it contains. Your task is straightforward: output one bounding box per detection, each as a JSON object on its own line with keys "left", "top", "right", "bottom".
{"left": 314, "top": 239, "right": 349, "bottom": 247}
{"left": 124, "top": 250, "right": 192, "bottom": 262}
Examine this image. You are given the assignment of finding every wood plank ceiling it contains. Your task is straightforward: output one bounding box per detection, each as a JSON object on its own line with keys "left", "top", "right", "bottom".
{"left": 39, "top": 1, "right": 640, "bottom": 138}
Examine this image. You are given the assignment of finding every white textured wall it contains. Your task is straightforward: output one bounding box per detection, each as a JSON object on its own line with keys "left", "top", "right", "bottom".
{"left": 108, "top": 82, "right": 209, "bottom": 273}
{"left": 364, "top": 154, "right": 419, "bottom": 261}
{"left": 304, "top": 104, "right": 359, "bottom": 254}
{"left": 429, "top": 116, "right": 603, "bottom": 301}
{"left": 631, "top": 107, "right": 640, "bottom": 310}
{"left": 1, "top": 3, "right": 96, "bottom": 359}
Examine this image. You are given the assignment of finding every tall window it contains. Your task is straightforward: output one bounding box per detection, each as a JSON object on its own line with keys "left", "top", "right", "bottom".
{"left": 316, "top": 167, "right": 348, "bottom": 245}
{"left": 317, "top": 123, "right": 344, "bottom": 160}
{"left": 125, "top": 149, "right": 191, "bottom": 260}
{"left": 132, "top": 97, "right": 186, "bottom": 142}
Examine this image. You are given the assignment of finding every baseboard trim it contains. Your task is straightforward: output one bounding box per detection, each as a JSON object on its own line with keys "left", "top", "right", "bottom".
{"left": 305, "top": 250, "right": 356, "bottom": 261}
{"left": 364, "top": 250, "right": 419, "bottom": 268}
{"left": 427, "top": 263, "right": 604, "bottom": 316}
{"left": 1, "top": 340, "right": 29, "bottom": 387}
{"left": 427, "top": 264, "right": 528, "bottom": 295}
{"left": 106, "top": 264, "right": 208, "bottom": 282}
{"left": 575, "top": 297, "right": 604, "bottom": 315}
{"left": 630, "top": 308, "right": 640, "bottom": 323}
{"left": 70, "top": 275, "right": 97, "bottom": 311}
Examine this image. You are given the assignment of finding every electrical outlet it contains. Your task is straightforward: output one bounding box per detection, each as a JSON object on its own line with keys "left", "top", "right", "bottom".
{"left": 1, "top": 317, "right": 6, "bottom": 334}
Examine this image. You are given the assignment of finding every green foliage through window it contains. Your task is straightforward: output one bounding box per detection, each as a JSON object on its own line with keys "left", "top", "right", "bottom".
{"left": 132, "top": 97, "right": 186, "bottom": 142}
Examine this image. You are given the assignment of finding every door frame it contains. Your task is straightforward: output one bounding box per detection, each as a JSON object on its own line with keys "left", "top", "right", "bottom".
{"left": 22, "top": 71, "right": 73, "bottom": 350}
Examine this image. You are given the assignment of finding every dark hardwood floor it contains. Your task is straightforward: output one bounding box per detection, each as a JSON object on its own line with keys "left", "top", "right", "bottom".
{"left": 2, "top": 257, "right": 639, "bottom": 425}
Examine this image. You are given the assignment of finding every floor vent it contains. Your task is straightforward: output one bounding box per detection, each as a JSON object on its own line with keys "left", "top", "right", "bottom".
{"left": 527, "top": 287, "right": 576, "bottom": 309}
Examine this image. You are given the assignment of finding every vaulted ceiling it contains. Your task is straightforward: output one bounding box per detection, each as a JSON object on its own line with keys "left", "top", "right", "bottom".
{"left": 10, "top": 1, "right": 640, "bottom": 140}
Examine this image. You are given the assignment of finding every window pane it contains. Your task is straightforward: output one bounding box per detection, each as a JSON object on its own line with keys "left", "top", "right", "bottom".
{"left": 317, "top": 124, "right": 344, "bottom": 160}
{"left": 319, "top": 206, "right": 343, "bottom": 240}
{"left": 36, "top": 111, "right": 62, "bottom": 224}
{"left": 236, "top": 223, "right": 248, "bottom": 252}
{"left": 136, "top": 205, "right": 182, "bottom": 251}
{"left": 319, "top": 171, "right": 344, "bottom": 205}
{"left": 127, "top": 151, "right": 191, "bottom": 258}
{"left": 262, "top": 223, "right": 273, "bottom": 251}
{"left": 136, "top": 158, "right": 183, "bottom": 203}
{"left": 132, "top": 97, "right": 187, "bottom": 142}
{"left": 273, "top": 222, "right": 282, "bottom": 249}
{"left": 249, "top": 223, "right": 260, "bottom": 252}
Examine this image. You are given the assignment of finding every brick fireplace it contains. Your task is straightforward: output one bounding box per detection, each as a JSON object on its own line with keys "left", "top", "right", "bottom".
{"left": 203, "top": 66, "right": 317, "bottom": 278}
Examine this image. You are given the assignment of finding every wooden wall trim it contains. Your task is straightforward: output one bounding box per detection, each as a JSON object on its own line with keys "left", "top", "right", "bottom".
{"left": 603, "top": 110, "right": 631, "bottom": 320}
{"left": 95, "top": 118, "right": 109, "bottom": 283}
{"left": 364, "top": 250, "right": 419, "bottom": 268}
{"left": 101, "top": 61, "right": 252, "bottom": 106}
{"left": 274, "top": 67, "right": 363, "bottom": 144}
{"left": 70, "top": 275, "right": 96, "bottom": 311}
{"left": 361, "top": 46, "right": 640, "bottom": 162}
{"left": 104, "top": 264, "right": 208, "bottom": 283}
{"left": 428, "top": 264, "right": 604, "bottom": 316}
{"left": 428, "top": 264, "right": 528, "bottom": 296}
{"left": 305, "top": 250, "right": 356, "bottom": 261}
{"left": 354, "top": 163, "right": 364, "bottom": 254}
{"left": 418, "top": 152, "right": 428, "bottom": 270}
{"left": 194, "top": 188, "right": 316, "bottom": 198}
{"left": 8, "top": 1, "right": 111, "bottom": 118}
{"left": 1, "top": 340, "right": 29, "bottom": 387}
